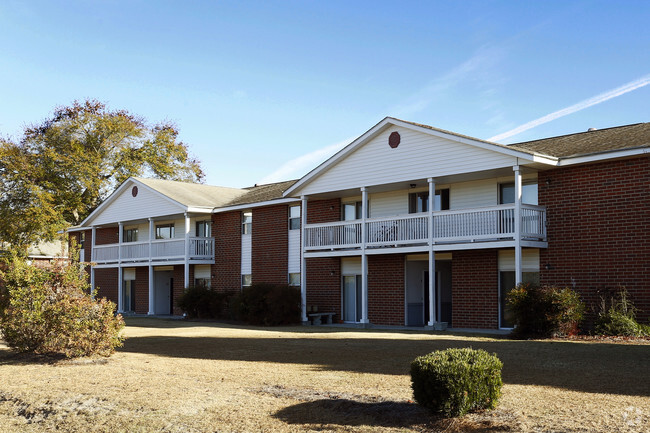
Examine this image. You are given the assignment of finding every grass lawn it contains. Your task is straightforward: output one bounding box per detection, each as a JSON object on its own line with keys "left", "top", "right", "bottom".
{"left": 0, "top": 318, "right": 648, "bottom": 432}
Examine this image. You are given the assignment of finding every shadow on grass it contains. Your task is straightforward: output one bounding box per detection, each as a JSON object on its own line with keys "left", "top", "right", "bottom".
{"left": 117, "top": 329, "right": 650, "bottom": 397}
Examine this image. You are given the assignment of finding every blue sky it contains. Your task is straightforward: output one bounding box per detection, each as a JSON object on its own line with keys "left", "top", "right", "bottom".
{"left": 1, "top": 1, "right": 648, "bottom": 187}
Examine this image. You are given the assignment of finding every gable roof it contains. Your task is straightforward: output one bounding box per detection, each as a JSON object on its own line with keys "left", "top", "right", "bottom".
{"left": 134, "top": 177, "right": 246, "bottom": 209}
{"left": 223, "top": 180, "right": 299, "bottom": 207}
{"left": 508, "top": 122, "right": 650, "bottom": 158}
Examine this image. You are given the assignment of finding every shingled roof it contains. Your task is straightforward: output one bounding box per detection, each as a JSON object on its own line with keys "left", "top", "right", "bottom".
{"left": 508, "top": 122, "right": 650, "bottom": 158}
{"left": 135, "top": 177, "right": 247, "bottom": 209}
{"left": 224, "top": 179, "right": 299, "bottom": 207}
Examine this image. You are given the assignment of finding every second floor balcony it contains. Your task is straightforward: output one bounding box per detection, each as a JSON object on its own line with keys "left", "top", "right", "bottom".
{"left": 304, "top": 204, "right": 546, "bottom": 252}
{"left": 92, "top": 237, "right": 214, "bottom": 265}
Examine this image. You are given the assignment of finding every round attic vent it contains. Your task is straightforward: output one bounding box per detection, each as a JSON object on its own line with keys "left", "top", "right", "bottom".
{"left": 132, "top": 186, "right": 138, "bottom": 197}
{"left": 389, "top": 131, "right": 401, "bottom": 148}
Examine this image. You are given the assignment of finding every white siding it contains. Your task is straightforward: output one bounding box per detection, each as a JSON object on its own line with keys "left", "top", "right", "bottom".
{"left": 450, "top": 179, "right": 498, "bottom": 209}
{"left": 194, "top": 264, "right": 211, "bottom": 279}
{"left": 498, "top": 249, "right": 540, "bottom": 271}
{"left": 241, "top": 233, "right": 252, "bottom": 274}
{"left": 288, "top": 230, "right": 301, "bottom": 273}
{"left": 299, "top": 126, "right": 518, "bottom": 195}
{"left": 92, "top": 181, "right": 185, "bottom": 226}
{"left": 370, "top": 190, "right": 408, "bottom": 217}
{"left": 341, "top": 257, "right": 361, "bottom": 275}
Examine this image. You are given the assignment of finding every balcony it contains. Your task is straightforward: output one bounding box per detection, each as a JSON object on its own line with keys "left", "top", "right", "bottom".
{"left": 304, "top": 204, "right": 546, "bottom": 252}
{"left": 92, "top": 237, "right": 215, "bottom": 264}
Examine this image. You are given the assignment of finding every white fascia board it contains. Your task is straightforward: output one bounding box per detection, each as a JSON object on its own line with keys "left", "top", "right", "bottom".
{"left": 213, "top": 197, "right": 300, "bottom": 213}
{"left": 186, "top": 206, "right": 217, "bottom": 214}
{"left": 556, "top": 147, "right": 650, "bottom": 166}
{"left": 284, "top": 117, "right": 543, "bottom": 198}
{"left": 80, "top": 178, "right": 188, "bottom": 227}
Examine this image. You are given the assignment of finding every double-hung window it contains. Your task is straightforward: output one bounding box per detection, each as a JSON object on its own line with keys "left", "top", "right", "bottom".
{"left": 242, "top": 212, "right": 252, "bottom": 234}
{"left": 196, "top": 220, "right": 211, "bottom": 237}
{"left": 408, "top": 189, "right": 450, "bottom": 213}
{"left": 289, "top": 206, "right": 300, "bottom": 230}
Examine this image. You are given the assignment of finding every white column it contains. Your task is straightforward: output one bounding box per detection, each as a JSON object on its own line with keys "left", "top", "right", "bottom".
{"left": 300, "top": 196, "right": 308, "bottom": 323}
{"left": 148, "top": 218, "right": 154, "bottom": 260}
{"left": 184, "top": 212, "right": 190, "bottom": 289}
{"left": 514, "top": 165, "right": 523, "bottom": 285}
{"left": 90, "top": 226, "right": 96, "bottom": 297}
{"left": 427, "top": 178, "right": 436, "bottom": 326}
{"left": 117, "top": 222, "right": 123, "bottom": 312}
{"left": 148, "top": 265, "right": 155, "bottom": 315}
{"left": 360, "top": 187, "right": 369, "bottom": 324}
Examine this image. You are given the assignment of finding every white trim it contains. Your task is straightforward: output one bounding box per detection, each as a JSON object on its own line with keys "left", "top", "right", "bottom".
{"left": 213, "top": 197, "right": 300, "bottom": 213}
{"left": 556, "top": 147, "right": 650, "bottom": 166}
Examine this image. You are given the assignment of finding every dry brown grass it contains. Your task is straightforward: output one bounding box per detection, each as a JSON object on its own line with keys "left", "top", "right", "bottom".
{"left": 0, "top": 318, "right": 648, "bottom": 432}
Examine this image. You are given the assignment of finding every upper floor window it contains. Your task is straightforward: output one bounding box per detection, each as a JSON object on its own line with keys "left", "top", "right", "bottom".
{"left": 79, "top": 232, "right": 85, "bottom": 248}
{"left": 155, "top": 223, "right": 175, "bottom": 239}
{"left": 242, "top": 211, "right": 252, "bottom": 235}
{"left": 499, "top": 182, "right": 538, "bottom": 205}
{"left": 408, "top": 189, "right": 450, "bottom": 213}
{"left": 124, "top": 227, "right": 139, "bottom": 242}
{"left": 196, "top": 220, "right": 211, "bottom": 237}
{"left": 289, "top": 206, "right": 301, "bottom": 230}
{"left": 342, "top": 201, "right": 364, "bottom": 221}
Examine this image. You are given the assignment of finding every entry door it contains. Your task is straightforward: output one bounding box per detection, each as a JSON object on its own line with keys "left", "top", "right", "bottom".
{"left": 343, "top": 275, "right": 362, "bottom": 322}
{"left": 154, "top": 271, "right": 173, "bottom": 315}
{"left": 122, "top": 280, "right": 135, "bottom": 313}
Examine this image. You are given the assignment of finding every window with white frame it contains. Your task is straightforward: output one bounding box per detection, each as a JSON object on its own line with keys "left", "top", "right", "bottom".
{"left": 241, "top": 274, "right": 252, "bottom": 287}
{"left": 124, "top": 227, "right": 139, "bottom": 242}
{"left": 289, "top": 206, "right": 300, "bottom": 230}
{"left": 242, "top": 212, "right": 252, "bottom": 235}
{"left": 408, "top": 189, "right": 450, "bottom": 213}
{"left": 155, "top": 223, "right": 175, "bottom": 239}
{"left": 499, "top": 182, "right": 538, "bottom": 205}
{"left": 194, "top": 264, "right": 211, "bottom": 288}
{"left": 196, "top": 220, "right": 211, "bottom": 237}
{"left": 342, "top": 201, "right": 364, "bottom": 220}
{"left": 289, "top": 273, "right": 300, "bottom": 286}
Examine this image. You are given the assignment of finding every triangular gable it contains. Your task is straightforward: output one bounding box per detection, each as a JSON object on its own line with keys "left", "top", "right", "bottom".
{"left": 81, "top": 178, "right": 189, "bottom": 227}
{"left": 285, "top": 117, "right": 548, "bottom": 197}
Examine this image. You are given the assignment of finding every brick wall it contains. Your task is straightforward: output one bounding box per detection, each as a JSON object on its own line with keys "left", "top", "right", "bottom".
{"left": 212, "top": 211, "right": 242, "bottom": 293}
{"left": 135, "top": 267, "right": 149, "bottom": 314}
{"left": 452, "top": 249, "right": 498, "bottom": 329}
{"left": 252, "top": 205, "right": 289, "bottom": 285}
{"left": 539, "top": 156, "right": 650, "bottom": 323}
{"left": 172, "top": 265, "right": 187, "bottom": 316}
{"left": 307, "top": 198, "right": 340, "bottom": 224}
{"left": 94, "top": 268, "right": 118, "bottom": 305}
{"left": 305, "top": 257, "right": 341, "bottom": 319}
{"left": 368, "top": 254, "right": 405, "bottom": 326}
{"left": 95, "top": 227, "right": 118, "bottom": 245}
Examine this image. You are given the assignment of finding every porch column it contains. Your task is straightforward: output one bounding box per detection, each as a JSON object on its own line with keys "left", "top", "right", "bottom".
{"left": 148, "top": 218, "right": 154, "bottom": 261}
{"left": 427, "top": 178, "right": 436, "bottom": 327}
{"left": 184, "top": 212, "right": 190, "bottom": 289}
{"left": 90, "top": 226, "right": 96, "bottom": 297}
{"left": 148, "top": 265, "right": 155, "bottom": 315}
{"left": 360, "top": 187, "right": 369, "bottom": 324}
{"left": 300, "top": 196, "right": 308, "bottom": 323}
{"left": 117, "top": 222, "right": 123, "bottom": 312}
{"left": 514, "top": 165, "right": 523, "bottom": 285}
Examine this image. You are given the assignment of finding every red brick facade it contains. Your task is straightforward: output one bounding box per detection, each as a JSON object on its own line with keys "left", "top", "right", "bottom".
{"left": 94, "top": 268, "right": 118, "bottom": 303}
{"left": 212, "top": 211, "right": 242, "bottom": 293}
{"left": 305, "top": 257, "right": 341, "bottom": 318}
{"left": 135, "top": 267, "right": 149, "bottom": 314}
{"left": 252, "top": 205, "right": 289, "bottom": 285}
{"left": 368, "top": 254, "right": 405, "bottom": 326}
{"left": 538, "top": 156, "right": 650, "bottom": 322}
{"left": 95, "top": 227, "right": 118, "bottom": 245}
{"left": 307, "top": 198, "right": 341, "bottom": 224}
{"left": 451, "top": 249, "right": 499, "bottom": 329}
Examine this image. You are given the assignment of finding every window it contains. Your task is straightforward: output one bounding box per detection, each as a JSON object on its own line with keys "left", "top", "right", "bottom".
{"left": 289, "top": 273, "right": 300, "bottom": 286}
{"left": 241, "top": 274, "right": 252, "bottom": 287}
{"left": 342, "top": 201, "right": 364, "bottom": 220}
{"left": 124, "top": 228, "right": 138, "bottom": 242}
{"left": 499, "top": 182, "right": 538, "bottom": 205}
{"left": 155, "top": 223, "right": 175, "bottom": 239}
{"left": 289, "top": 206, "right": 301, "bottom": 230}
{"left": 408, "top": 189, "right": 450, "bottom": 213}
{"left": 196, "top": 220, "right": 211, "bottom": 237}
{"left": 194, "top": 278, "right": 211, "bottom": 288}
{"left": 242, "top": 212, "right": 252, "bottom": 234}
{"left": 79, "top": 232, "right": 85, "bottom": 249}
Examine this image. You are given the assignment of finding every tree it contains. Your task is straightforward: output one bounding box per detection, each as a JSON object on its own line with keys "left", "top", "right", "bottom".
{"left": 0, "top": 99, "right": 204, "bottom": 249}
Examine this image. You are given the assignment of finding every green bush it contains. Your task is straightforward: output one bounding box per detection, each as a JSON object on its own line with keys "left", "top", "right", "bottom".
{"left": 0, "top": 253, "right": 124, "bottom": 358}
{"left": 233, "top": 283, "right": 301, "bottom": 326}
{"left": 177, "top": 285, "right": 228, "bottom": 319}
{"left": 507, "top": 284, "right": 584, "bottom": 338}
{"left": 595, "top": 290, "right": 647, "bottom": 337}
{"left": 410, "top": 348, "right": 503, "bottom": 417}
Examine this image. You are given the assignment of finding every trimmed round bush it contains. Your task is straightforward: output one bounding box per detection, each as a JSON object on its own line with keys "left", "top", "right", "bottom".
{"left": 410, "top": 348, "right": 503, "bottom": 417}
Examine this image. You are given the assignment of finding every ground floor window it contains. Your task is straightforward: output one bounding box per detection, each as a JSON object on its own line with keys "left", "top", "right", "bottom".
{"left": 242, "top": 274, "right": 252, "bottom": 288}
{"left": 289, "top": 273, "right": 300, "bottom": 287}
{"left": 342, "top": 275, "right": 362, "bottom": 322}
{"left": 499, "top": 271, "right": 540, "bottom": 328}
{"left": 122, "top": 280, "right": 135, "bottom": 312}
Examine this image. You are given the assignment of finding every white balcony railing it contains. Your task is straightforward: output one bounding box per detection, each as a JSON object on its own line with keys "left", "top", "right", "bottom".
{"left": 92, "top": 237, "right": 215, "bottom": 264}
{"left": 304, "top": 204, "right": 546, "bottom": 250}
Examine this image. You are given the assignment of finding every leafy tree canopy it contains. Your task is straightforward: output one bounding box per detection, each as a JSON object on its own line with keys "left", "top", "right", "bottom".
{"left": 0, "top": 99, "right": 204, "bottom": 249}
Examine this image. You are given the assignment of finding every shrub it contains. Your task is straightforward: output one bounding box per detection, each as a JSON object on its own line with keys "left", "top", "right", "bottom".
{"left": 595, "top": 290, "right": 647, "bottom": 337}
{"left": 507, "top": 284, "right": 584, "bottom": 338}
{"left": 177, "top": 285, "right": 228, "bottom": 319}
{"left": 410, "top": 348, "right": 503, "bottom": 417}
{"left": 234, "top": 283, "right": 301, "bottom": 326}
{"left": 0, "top": 253, "right": 124, "bottom": 358}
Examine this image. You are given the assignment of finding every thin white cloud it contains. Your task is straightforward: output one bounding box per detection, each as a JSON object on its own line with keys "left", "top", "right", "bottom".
{"left": 488, "top": 74, "right": 650, "bottom": 142}
{"left": 258, "top": 137, "right": 354, "bottom": 184}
